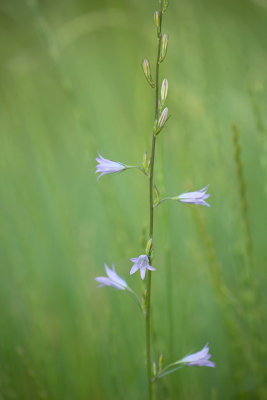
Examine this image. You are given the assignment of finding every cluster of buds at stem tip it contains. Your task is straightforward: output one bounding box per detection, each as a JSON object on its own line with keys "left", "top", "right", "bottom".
{"left": 159, "top": 34, "right": 168, "bottom": 63}
{"left": 155, "top": 107, "right": 168, "bottom": 134}
{"left": 142, "top": 59, "right": 155, "bottom": 88}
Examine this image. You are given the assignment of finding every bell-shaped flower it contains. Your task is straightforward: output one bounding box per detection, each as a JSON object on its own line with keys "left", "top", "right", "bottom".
{"left": 130, "top": 254, "right": 156, "bottom": 280}
{"left": 95, "top": 264, "right": 128, "bottom": 290}
{"left": 95, "top": 153, "right": 126, "bottom": 181}
{"left": 178, "top": 185, "right": 210, "bottom": 207}
{"left": 181, "top": 344, "right": 215, "bottom": 367}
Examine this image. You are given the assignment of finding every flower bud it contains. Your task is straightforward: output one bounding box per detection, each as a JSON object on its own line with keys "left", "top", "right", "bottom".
{"left": 159, "top": 354, "right": 163, "bottom": 371}
{"left": 159, "top": 34, "right": 168, "bottom": 63}
{"left": 153, "top": 186, "right": 159, "bottom": 206}
{"left": 153, "top": 362, "right": 157, "bottom": 377}
{"left": 163, "top": 0, "right": 169, "bottom": 13}
{"left": 142, "top": 59, "right": 155, "bottom": 88}
{"left": 161, "top": 78, "right": 168, "bottom": 105}
{"left": 142, "top": 151, "right": 147, "bottom": 170}
{"left": 154, "top": 11, "right": 160, "bottom": 36}
{"left": 157, "top": 107, "right": 168, "bottom": 130}
{"left": 154, "top": 11, "right": 160, "bottom": 29}
{"left": 142, "top": 59, "right": 150, "bottom": 79}
{"left": 146, "top": 238, "right": 153, "bottom": 256}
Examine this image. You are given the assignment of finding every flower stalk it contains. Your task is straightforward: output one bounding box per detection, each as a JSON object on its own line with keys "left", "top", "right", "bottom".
{"left": 94, "top": 1, "right": 214, "bottom": 397}
{"left": 146, "top": 2, "right": 165, "bottom": 398}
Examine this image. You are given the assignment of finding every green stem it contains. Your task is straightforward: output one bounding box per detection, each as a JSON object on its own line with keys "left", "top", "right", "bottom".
{"left": 146, "top": 3, "right": 163, "bottom": 399}
{"left": 154, "top": 196, "right": 177, "bottom": 208}
{"left": 125, "top": 165, "right": 150, "bottom": 177}
{"left": 152, "top": 362, "right": 183, "bottom": 381}
{"left": 126, "top": 287, "right": 143, "bottom": 310}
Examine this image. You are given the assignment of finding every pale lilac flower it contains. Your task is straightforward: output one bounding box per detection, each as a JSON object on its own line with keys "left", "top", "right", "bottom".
{"left": 178, "top": 185, "right": 210, "bottom": 207}
{"left": 95, "top": 264, "right": 128, "bottom": 290}
{"left": 181, "top": 344, "right": 215, "bottom": 367}
{"left": 95, "top": 153, "right": 126, "bottom": 181}
{"left": 130, "top": 254, "right": 156, "bottom": 280}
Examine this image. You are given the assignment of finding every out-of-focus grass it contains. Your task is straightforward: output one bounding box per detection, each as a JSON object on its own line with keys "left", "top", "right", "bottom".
{"left": 0, "top": 0, "right": 267, "bottom": 399}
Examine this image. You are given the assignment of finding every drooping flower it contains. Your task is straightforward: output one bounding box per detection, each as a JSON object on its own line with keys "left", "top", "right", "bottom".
{"left": 95, "top": 264, "right": 128, "bottom": 290}
{"left": 95, "top": 153, "right": 126, "bottom": 181}
{"left": 181, "top": 344, "right": 215, "bottom": 367}
{"left": 178, "top": 185, "right": 210, "bottom": 207}
{"left": 130, "top": 254, "right": 156, "bottom": 280}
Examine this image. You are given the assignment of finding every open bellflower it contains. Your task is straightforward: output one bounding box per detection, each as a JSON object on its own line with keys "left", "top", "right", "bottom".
{"left": 178, "top": 185, "right": 210, "bottom": 207}
{"left": 130, "top": 254, "right": 156, "bottom": 280}
{"left": 95, "top": 153, "right": 126, "bottom": 181}
{"left": 181, "top": 344, "right": 215, "bottom": 368}
{"left": 95, "top": 264, "right": 128, "bottom": 290}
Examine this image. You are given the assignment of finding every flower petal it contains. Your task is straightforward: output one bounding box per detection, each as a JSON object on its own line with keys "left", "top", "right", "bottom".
{"left": 95, "top": 277, "right": 111, "bottom": 286}
{"left": 130, "top": 264, "right": 139, "bottom": 275}
{"left": 105, "top": 263, "right": 127, "bottom": 288}
{"left": 140, "top": 267, "right": 146, "bottom": 280}
{"left": 181, "top": 344, "right": 215, "bottom": 367}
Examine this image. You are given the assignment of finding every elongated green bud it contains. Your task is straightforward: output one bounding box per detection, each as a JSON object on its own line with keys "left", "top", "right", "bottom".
{"left": 161, "top": 78, "right": 168, "bottom": 105}
{"left": 153, "top": 186, "right": 160, "bottom": 206}
{"left": 153, "top": 362, "right": 157, "bottom": 377}
{"left": 163, "top": 0, "right": 169, "bottom": 13}
{"left": 146, "top": 238, "right": 153, "bottom": 256}
{"left": 143, "top": 59, "right": 150, "bottom": 76}
{"left": 154, "top": 11, "right": 160, "bottom": 36}
{"left": 142, "top": 59, "right": 155, "bottom": 88}
{"left": 159, "top": 354, "right": 163, "bottom": 371}
{"left": 154, "top": 11, "right": 160, "bottom": 29}
{"left": 159, "top": 34, "right": 168, "bottom": 63}
{"left": 142, "top": 151, "right": 147, "bottom": 170}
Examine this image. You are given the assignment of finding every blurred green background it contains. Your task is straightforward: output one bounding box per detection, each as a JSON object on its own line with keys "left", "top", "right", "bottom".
{"left": 1, "top": 0, "right": 267, "bottom": 398}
